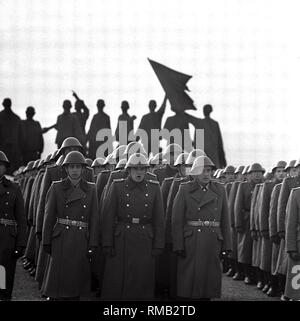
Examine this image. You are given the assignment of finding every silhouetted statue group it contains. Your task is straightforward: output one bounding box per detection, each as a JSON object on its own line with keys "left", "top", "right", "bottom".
{"left": 0, "top": 93, "right": 227, "bottom": 175}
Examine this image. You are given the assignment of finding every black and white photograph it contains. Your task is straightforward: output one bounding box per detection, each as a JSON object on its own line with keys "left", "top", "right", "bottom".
{"left": 0, "top": 0, "right": 300, "bottom": 315}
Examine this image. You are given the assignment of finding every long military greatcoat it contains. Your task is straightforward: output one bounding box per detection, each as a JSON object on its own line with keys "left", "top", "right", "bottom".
{"left": 172, "top": 179, "right": 231, "bottom": 299}
{"left": 250, "top": 183, "right": 263, "bottom": 268}
{"left": 101, "top": 177, "right": 165, "bottom": 300}
{"left": 269, "top": 183, "right": 282, "bottom": 275}
{"left": 41, "top": 178, "right": 99, "bottom": 298}
{"left": 259, "top": 181, "right": 279, "bottom": 272}
{"left": 276, "top": 176, "right": 300, "bottom": 275}
{"left": 0, "top": 176, "right": 27, "bottom": 300}
{"left": 234, "top": 181, "right": 257, "bottom": 265}
{"left": 284, "top": 187, "right": 300, "bottom": 300}
{"left": 228, "top": 181, "right": 242, "bottom": 261}
{"left": 35, "top": 163, "right": 94, "bottom": 287}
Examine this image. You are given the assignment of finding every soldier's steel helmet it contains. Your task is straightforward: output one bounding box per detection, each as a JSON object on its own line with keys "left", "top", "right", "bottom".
{"left": 50, "top": 149, "right": 60, "bottom": 162}
{"left": 56, "top": 155, "right": 65, "bottom": 166}
{"left": 174, "top": 152, "right": 190, "bottom": 166}
{"left": 149, "top": 152, "right": 165, "bottom": 166}
{"left": 59, "top": 137, "right": 83, "bottom": 155}
{"left": 234, "top": 165, "right": 245, "bottom": 175}
{"left": 189, "top": 156, "right": 216, "bottom": 176}
{"left": 242, "top": 165, "right": 250, "bottom": 175}
{"left": 85, "top": 158, "right": 93, "bottom": 167}
{"left": 285, "top": 160, "right": 296, "bottom": 171}
{"left": 116, "top": 158, "right": 127, "bottom": 170}
{"left": 32, "top": 160, "right": 40, "bottom": 170}
{"left": 223, "top": 165, "right": 236, "bottom": 175}
{"left": 24, "top": 160, "right": 35, "bottom": 173}
{"left": 123, "top": 142, "right": 147, "bottom": 157}
{"left": 186, "top": 149, "right": 206, "bottom": 166}
{"left": 62, "top": 151, "right": 87, "bottom": 166}
{"left": 125, "top": 153, "right": 149, "bottom": 169}
{"left": 91, "top": 157, "right": 106, "bottom": 168}
{"left": 248, "top": 163, "right": 265, "bottom": 174}
{"left": 0, "top": 151, "right": 10, "bottom": 167}
{"left": 163, "top": 143, "right": 183, "bottom": 158}
{"left": 111, "top": 145, "right": 127, "bottom": 160}
{"left": 103, "top": 153, "right": 117, "bottom": 165}
{"left": 271, "top": 160, "right": 287, "bottom": 173}
{"left": 294, "top": 158, "right": 300, "bottom": 168}
{"left": 217, "top": 169, "right": 226, "bottom": 179}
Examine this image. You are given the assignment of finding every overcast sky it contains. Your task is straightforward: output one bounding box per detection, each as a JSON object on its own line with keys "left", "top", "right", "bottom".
{"left": 1, "top": 0, "right": 299, "bottom": 169}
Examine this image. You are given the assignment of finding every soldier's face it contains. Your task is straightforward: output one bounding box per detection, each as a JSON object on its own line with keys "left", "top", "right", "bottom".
{"left": 289, "top": 167, "right": 299, "bottom": 177}
{"left": 66, "top": 164, "right": 83, "bottom": 180}
{"left": 94, "top": 166, "right": 105, "bottom": 176}
{"left": 225, "top": 173, "right": 235, "bottom": 182}
{"left": 250, "top": 171, "right": 263, "bottom": 182}
{"left": 0, "top": 163, "right": 6, "bottom": 176}
{"left": 194, "top": 166, "right": 212, "bottom": 184}
{"left": 178, "top": 164, "right": 187, "bottom": 177}
{"left": 129, "top": 167, "right": 147, "bottom": 182}
{"left": 274, "top": 167, "right": 286, "bottom": 181}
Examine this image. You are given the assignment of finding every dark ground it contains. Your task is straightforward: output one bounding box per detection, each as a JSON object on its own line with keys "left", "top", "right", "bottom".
{"left": 12, "top": 261, "right": 278, "bottom": 301}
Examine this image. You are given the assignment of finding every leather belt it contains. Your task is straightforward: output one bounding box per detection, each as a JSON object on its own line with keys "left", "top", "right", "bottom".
{"left": 186, "top": 220, "right": 220, "bottom": 227}
{"left": 117, "top": 217, "right": 152, "bottom": 225}
{"left": 57, "top": 218, "right": 88, "bottom": 228}
{"left": 0, "top": 218, "right": 17, "bottom": 226}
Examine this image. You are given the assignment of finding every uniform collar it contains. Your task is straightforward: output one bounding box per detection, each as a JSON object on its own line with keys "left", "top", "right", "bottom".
{"left": 62, "top": 177, "right": 89, "bottom": 193}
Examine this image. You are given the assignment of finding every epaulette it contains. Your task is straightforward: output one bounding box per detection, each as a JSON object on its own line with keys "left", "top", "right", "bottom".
{"left": 87, "top": 181, "right": 95, "bottom": 186}
{"left": 148, "top": 179, "right": 159, "bottom": 185}
{"left": 147, "top": 172, "right": 156, "bottom": 178}
{"left": 164, "top": 177, "right": 174, "bottom": 181}
{"left": 180, "top": 181, "right": 190, "bottom": 185}
{"left": 114, "top": 178, "right": 125, "bottom": 183}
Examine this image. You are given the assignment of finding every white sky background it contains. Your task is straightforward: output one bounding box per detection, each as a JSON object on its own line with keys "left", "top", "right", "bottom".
{"left": 1, "top": 0, "right": 300, "bottom": 169}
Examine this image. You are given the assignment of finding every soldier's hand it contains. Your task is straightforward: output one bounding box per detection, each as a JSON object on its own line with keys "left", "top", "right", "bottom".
{"left": 270, "top": 235, "right": 280, "bottom": 244}
{"left": 175, "top": 250, "right": 186, "bottom": 258}
{"left": 103, "top": 246, "right": 115, "bottom": 257}
{"left": 278, "top": 231, "right": 285, "bottom": 239}
{"left": 261, "top": 230, "right": 269, "bottom": 239}
{"left": 152, "top": 248, "right": 163, "bottom": 257}
{"left": 250, "top": 231, "right": 258, "bottom": 240}
{"left": 236, "top": 227, "right": 244, "bottom": 234}
{"left": 289, "top": 252, "right": 300, "bottom": 261}
{"left": 43, "top": 245, "right": 52, "bottom": 255}
{"left": 36, "top": 232, "right": 42, "bottom": 241}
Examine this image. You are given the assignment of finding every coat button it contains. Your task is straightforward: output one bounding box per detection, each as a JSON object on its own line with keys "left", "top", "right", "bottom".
{"left": 145, "top": 204, "right": 148, "bottom": 207}
{"left": 5, "top": 202, "right": 8, "bottom": 205}
{"left": 5, "top": 214, "right": 8, "bottom": 217}
{"left": 198, "top": 207, "right": 201, "bottom": 211}
{"left": 66, "top": 205, "right": 68, "bottom": 208}
{"left": 66, "top": 226, "right": 70, "bottom": 230}
{"left": 198, "top": 229, "right": 201, "bottom": 232}
{"left": 145, "top": 193, "right": 149, "bottom": 197}
{"left": 79, "top": 227, "right": 82, "bottom": 230}
{"left": 126, "top": 204, "right": 130, "bottom": 207}
{"left": 142, "top": 226, "right": 145, "bottom": 229}
{"left": 83, "top": 205, "right": 86, "bottom": 208}
{"left": 66, "top": 216, "right": 69, "bottom": 219}
{"left": 126, "top": 194, "right": 129, "bottom": 197}
{"left": 6, "top": 191, "right": 9, "bottom": 195}
{"left": 81, "top": 216, "right": 84, "bottom": 219}
{"left": 126, "top": 225, "right": 130, "bottom": 229}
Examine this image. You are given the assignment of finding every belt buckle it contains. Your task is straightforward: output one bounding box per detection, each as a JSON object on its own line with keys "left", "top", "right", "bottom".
{"left": 204, "top": 221, "right": 210, "bottom": 227}
{"left": 132, "top": 218, "right": 140, "bottom": 224}
{"left": 71, "top": 220, "right": 77, "bottom": 226}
